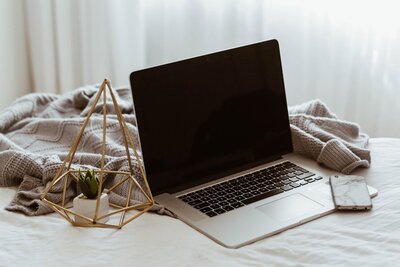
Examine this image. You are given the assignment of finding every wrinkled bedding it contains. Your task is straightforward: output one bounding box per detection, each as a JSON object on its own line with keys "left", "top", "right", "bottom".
{"left": 1, "top": 138, "right": 399, "bottom": 267}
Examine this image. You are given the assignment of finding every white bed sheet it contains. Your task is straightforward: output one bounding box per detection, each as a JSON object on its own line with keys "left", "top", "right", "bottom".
{"left": 1, "top": 138, "right": 400, "bottom": 267}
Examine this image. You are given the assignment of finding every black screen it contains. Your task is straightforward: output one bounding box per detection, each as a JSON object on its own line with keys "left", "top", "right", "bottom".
{"left": 130, "top": 39, "right": 292, "bottom": 195}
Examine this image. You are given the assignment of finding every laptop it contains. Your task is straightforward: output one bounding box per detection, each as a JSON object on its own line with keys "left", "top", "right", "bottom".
{"left": 129, "top": 39, "right": 337, "bottom": 248}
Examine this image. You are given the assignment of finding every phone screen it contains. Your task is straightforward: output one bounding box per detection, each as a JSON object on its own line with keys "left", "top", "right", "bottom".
{"left": 329, "top": 175, "right": 372, "bottom": 210}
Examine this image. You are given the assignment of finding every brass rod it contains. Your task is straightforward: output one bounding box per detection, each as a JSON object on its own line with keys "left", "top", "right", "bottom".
{"left": 109, "top": 203, "right": 124, "bottom": 209}
{"left": 106, "top": 174, "right": 131, "bottom": 193}
{"left": 46, "top": 200, "right": 94, "bottom": 223}
{"left": 70, "top": 169, "right": 131, "bottom": 175}
{"left": 96, "top": 202, "right": 150, "bottom": 221}
{"left": 107, "top": 82, "right": 135, "bottom": 174}
{"left": 94, "top": 80, "right": 108, "bottom": 222}
{"left": 120, "top": 205, "right": 153, "bottom": 228}
{"left": 130, "top": 175, "right": 152, "bottom": 203}
{"left": 119, "top": 179, "right": 133, "bottom": 225}
{"left": 121, "top": 116, "right": 154, "bottom": 201}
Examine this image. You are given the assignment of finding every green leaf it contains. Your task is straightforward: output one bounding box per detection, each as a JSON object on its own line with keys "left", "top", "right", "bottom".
{"left": 77, "top": 169, "right": 100, "bottom": 199}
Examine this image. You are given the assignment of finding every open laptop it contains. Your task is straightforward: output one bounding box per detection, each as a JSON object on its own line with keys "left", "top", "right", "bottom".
{"left": 129, "top": 39, "right": 337, "bottom": 248}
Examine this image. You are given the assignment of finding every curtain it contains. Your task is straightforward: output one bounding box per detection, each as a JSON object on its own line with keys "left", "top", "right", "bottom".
{"left": 1, "top": 0, "right": 399, "bottom": 137}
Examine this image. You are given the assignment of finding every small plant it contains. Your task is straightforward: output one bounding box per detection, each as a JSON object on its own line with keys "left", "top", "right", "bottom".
{"left": 78, "top": 170, "right": 103, "bottom": 199}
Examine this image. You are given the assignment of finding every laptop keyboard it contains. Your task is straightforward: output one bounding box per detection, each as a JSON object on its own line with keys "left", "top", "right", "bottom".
{"left": 178, "top": 161, "right": 323, "bottom": 217}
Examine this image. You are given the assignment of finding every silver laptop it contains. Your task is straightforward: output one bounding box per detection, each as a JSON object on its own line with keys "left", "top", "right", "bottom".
{"left": 129, "top": 39, "right": 336, "bottom": 248}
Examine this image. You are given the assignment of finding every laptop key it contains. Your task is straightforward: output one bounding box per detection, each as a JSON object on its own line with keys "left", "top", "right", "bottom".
{"left": 205, "top": 211, "right": 218, "bottom": 217}
{"left": 213, "top": 184, "right": 224, "bottom": 190}
{"left": 314, "top": 176, "right": 323, "bottom": 180}
{"left": 200, "top": 207, "right": 212, "bottom": 213}
{"left": 179, "top": 196, "right": 189, "bottom": 201}
{"left": 232, "top": 191, "right": 243, "bottom": 196}
{"left": 281, "top": 185, "right": 293, "bottom": 191}
{"left": 209, "top": 199, "right": 218, "bottom": 204}
{"left": 214, "top": 208, "right": 226, "bottom": 215}
{"left": 219, "top": 201, "right": 229, "bottom": 206}
{"left": 235, "top": 195, "right": 245, "bottom": 201}
{"left": 197, "top": 192, "right": 207, "bottom": 198}
{"left": 242, "top": 188, "right": 284, "bottom": 205}
{"left": 271, "top": 178, "right": 280, "bottom": 183}
{"left": 209, "top": 194, "right": 218, "bottom": 199}
{"left": 243, "top": 193, "right": 253, "bottom": 198}
{"left": 233, "top": 186, "right": 242, "bottom": 191}
{"left": 217, "top": 196, "right": 226, "bottom": 201}
{"left": 223, "top": 206, "right": 234, "bottom": 211}
{"left": 210, "top": 204, "right": 220, "bottom": 209}
{"left": 299, "top": 180, "right": 308, "bottom": 186}
{"left": 256, "top": 183, "right": 266, "bottom": 188}
{"left": 297, "top": 172, "right": 315, "bottom": 179}
{"left": 279, "top": 175, "right": 288, "bottom": 180}
{"left": 290, "top": 182, "right": 300, "bottom": 188}
{"left": 231, "top": 202, "right": 245, "bottom": 208}
{"left": 188, "top": 199, "right": 201, "bottom": 206}
{"left": 256, "top": 178, "right": 266, "bottom": 183}
{"left": 207, "top": 188, "right": 217, "bottom": 194}
{"left": 240, "top": 182, "right": 249, "bottom": 187}
{"left": 200, "top": 196, "right": 211, "bottom": 202}
{"left": 194, "top": 202, "right": 209, "bottom": 209}
{"left": 249, "top": 185, "right": 258, "bottom": 191}
{"left": 251, "top": 190, "right": 262, "bottom": 196}
{"left": 295, "top": 167, "right": 308, "bottom": 172}
{"left": 189, "top": 194, "right": 200, "bottom": 200}
{"left": 225, "top": 193, "right": 234, "bottom": 199}
{"left": 259, "top": 187, "right": 268, "bottom": 192}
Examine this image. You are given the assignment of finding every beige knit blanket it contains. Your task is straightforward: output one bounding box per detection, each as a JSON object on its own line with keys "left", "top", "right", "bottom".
{"left": 0, "top": 86, "right": 370, "bottom": 216}
{"left": 289, "top": 100, "right": 370, "bottom": 174}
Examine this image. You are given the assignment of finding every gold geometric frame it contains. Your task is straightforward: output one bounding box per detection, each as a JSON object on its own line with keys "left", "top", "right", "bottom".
{"left": 40, "top": 79, "right": 154, "bottom": 228}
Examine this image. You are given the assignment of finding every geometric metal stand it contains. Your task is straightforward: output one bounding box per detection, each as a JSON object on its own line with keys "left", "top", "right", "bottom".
{"left": 40, "top": 79, "right": 154, "bottom": 228}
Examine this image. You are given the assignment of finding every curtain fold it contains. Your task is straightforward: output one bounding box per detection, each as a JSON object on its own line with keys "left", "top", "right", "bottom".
{"left": 1, "top": 0, "right": 399, "bottom": 137}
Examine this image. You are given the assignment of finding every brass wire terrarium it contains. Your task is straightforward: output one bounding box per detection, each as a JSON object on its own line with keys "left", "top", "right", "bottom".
{"left": 41, "top": 79, "right": 154, "bottom": 228}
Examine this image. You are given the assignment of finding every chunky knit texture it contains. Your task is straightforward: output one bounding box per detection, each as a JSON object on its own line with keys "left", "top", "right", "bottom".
{"left": 289, "top": 99, "right": 370, "bottom": 174}
{"left": 0, "top": 85, "right": 172, "bottom": 216}
{"left": 0, "top": 87, "right": 370, "bottom": 216}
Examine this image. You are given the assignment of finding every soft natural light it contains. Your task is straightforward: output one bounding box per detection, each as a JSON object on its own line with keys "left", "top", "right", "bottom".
{"left": 1, "top": 0, "right": 399, "bottom": 136}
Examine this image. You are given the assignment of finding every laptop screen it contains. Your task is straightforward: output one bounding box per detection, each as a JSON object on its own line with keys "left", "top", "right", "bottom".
{"left": 130, "top": 39, "right": 292, "bottom": 195}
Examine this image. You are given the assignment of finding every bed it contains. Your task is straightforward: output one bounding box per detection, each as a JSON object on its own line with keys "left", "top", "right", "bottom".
{"left": 1, "top": 137, "right": 399, "bottom": 267}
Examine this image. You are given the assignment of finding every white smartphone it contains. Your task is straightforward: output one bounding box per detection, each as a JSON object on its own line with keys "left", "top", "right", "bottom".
{"left": 329, "top": 175, "right": 373, "bottom": 211}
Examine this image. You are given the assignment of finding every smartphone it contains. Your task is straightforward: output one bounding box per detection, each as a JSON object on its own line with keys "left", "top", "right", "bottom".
{"left": 329, "top": 175, "right": 372, "bottom": 210}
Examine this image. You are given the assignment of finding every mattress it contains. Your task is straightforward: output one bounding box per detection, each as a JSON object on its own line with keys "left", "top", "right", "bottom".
{"left": 1, "top": 138, "right": 399, "bottom": 267}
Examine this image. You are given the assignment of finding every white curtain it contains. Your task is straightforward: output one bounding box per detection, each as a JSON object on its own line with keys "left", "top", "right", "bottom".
{"left": 1, "top": 0, "right": 400, "bottom": 137}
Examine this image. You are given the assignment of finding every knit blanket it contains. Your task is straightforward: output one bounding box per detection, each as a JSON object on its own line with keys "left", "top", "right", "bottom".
{"left": 0, "top": 86, "right": 370, "bottom": 216}
{"left": 289, "top": 100, "right": 370, "bottom": 174}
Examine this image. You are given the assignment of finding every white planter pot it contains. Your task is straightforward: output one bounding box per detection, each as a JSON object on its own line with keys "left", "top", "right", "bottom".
{"left": 73, "top": 193, "right": 109, "bottom": 224}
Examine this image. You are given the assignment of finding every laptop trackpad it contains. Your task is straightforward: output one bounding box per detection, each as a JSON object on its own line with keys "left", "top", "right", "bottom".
{"left": 256, "top": 193, "right": 323, "bottom": 222}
